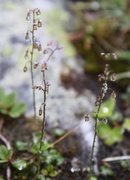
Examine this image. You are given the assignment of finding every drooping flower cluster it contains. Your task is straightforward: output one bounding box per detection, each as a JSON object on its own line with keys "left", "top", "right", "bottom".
{"left": 33, "top": 40, "right": 62, "bottom": 72}
{"left": 32, "top": 40, "right": 62, "bottom": 116}
{"left": 23, "top": 8, "right": 43, "bottom": 71}
{"left": 95, "top": 53, "right": 117, "bottom": 124}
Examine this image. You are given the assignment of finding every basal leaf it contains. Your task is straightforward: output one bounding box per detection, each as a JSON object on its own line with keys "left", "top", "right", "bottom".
{"left": 14, "top": 141, "right": 28, "bottom": 151}
{"left": 98, "top": 98, "right": 116, "bottom": 119}
{"left": 0, "top": 145, "right": 11, "bottom": 160}
{"left": 123, "top": 118, "right": 130, "bottom": 131}
{"left": 98, "top": 125, "right": 123, "bottom": 145}
{"left": 0, "top": 92, "right": 17, "bottom": 108}
{"left": 100, "top": 166, "right": 113, "bottom": 176}
{"left": 98, "top": 124, "right": 111, "bottom": 139}
{"left": 12, "top": 159, "right": 28, "bottom": 170}
{"left": 9, "top": 102, "right": 27, "bottom": 118}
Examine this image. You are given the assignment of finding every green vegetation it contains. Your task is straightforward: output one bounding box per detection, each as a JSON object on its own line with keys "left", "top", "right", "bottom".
{"left": 0, "top": 88, "right": 27, "bottom": 118}
{"left": 1, "top": 1, "right": 130, "bottom": 179}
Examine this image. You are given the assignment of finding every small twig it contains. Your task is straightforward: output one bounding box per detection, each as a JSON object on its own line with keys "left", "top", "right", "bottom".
{"left": 102, "top": 156, "right": 130, "bottom": 162}
{"left": 50, "top": 120, "right": 85, "bottom": 148}
{"left": 0, "top": 134, "right": 11, "bottom": 150}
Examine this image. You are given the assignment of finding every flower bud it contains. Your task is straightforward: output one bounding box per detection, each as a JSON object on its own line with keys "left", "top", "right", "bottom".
{"left": 33, "top": 42, "right": 38, "bottom": 49}
{"left": 43, "top": 49, "right": 47, "bottom": 54}
{"left": 32, "top": 86, "right": 35, "bottom": 89}
{"left": 38, "top": 44, "right": 42, "bottom": 51}
{"left": 23, "top": 66, "right": 27, "bottom": 72}
{"left": 104, "top": 64, "right": 110, "bottom": 76}
{"left": 110, "top": 73, "right": 116, "bottom": 81}
{"left": 95, "top": 101, "right": 99, "bottom": 106}
{"left": 38, "top": 86, "right": 42, "bottom": 90}
{"left": 33, "top": 62, "right": 39, "bottom": 69}
{"left": 85, "top": 115, "right": 89, "bottom": 122}
{"left": 41, "top": 62, "right": 47, "bottom": 72}
{"left": 98, "top": 74, "right": 105, "bottom": 82}
{"left": 102, "top": 117, "right": 108, "bottom": 124}
{"left": 25, "top": 32, "right": 29, "bottom": 40}
{"left": 26, "top": 12, "right": 31, "bottom": 21}
{"left": 24, "top": 50, "right": 29, "bottom": 60}
{"left": 37, "top": 20, "right": 42, "bottom": 28}
{"left": 47, "top": 41, "right": 52, "bottom": 46}
{"left": 33, "top": 23, "right": 37, "bottom": 30}
{"left": 101, "top": 52, "right": 105, "bottom": 56}
{"left": 39, "top": 108, "right": 42, "bottom": 116}
{"left": 112, "top": 53, "right": 117, "bottom": 60}
{"left": 57, "top": 45, "right": 63, "bottom": 50}
{"left": 36, "top": 9, "right": 41, "bottom": 15}
{"left": 111, "top": 91, "right": 116, "bottom": 99}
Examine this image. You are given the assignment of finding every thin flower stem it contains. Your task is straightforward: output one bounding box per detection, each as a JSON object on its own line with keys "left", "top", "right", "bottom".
{"left": 46, "top": 48, "right": 58, "bottom": 62}
{"left": 30, "top": 11, "right": 36, "bottom": 121}
{"left": 89, "top": 95, "right": 104, "bottom": 177}
{"left": 39, "top": 71, "right": 47, "bottom": 151}
{"left": 35, "top": 72, "right": 47, "bottom": 180}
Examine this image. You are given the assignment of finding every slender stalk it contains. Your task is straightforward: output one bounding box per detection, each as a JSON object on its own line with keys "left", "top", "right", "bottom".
{"left": 89, "top": 96, "right": 103, "bottom": 177}
{"left": 30, "top": 11, "right": 36, "bottom": 120}
{"left": 34, "top": 72, "right": 47, "bottom": 180}
{"left": 39, "top": 71, "right": 47, "bottom": 151}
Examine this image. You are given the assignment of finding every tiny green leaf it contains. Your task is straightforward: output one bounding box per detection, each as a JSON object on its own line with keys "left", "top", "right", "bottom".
{"left": 12, "top": 159, "right": 28, "bottom": 170}
{"left": 14, "top": 141, "right": 28, "bottom": 151}
{"left": 110, "top": 111, "right": 123, "bottom": 123}
{"left": 100, "top": 166, "right": 113, "bottom": 176}
{"left": 0, "top": 145, "right": 11, "bottom": 160}
{"left": 0, "top": 159, "right": 8, "bottom": 163}
{"left": 98, "top": 98, "right": 116, "bottom": 118}
{"left": 30, "top": 143, "right": 40, "bottom": 154}
{"left": 9, "top": 102, "right": 27, "bottom": 118}
{"left": 123, "top": 118, "right": 130, "bottom": 131}
{"left": 98, "top": 124, "right": 123, "bottom": 145}
{"left": 0, "top": 92, "right": 17, "bottom": 108}
{"left": 52, "top": 128, "right": 65, "bottom": 137}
